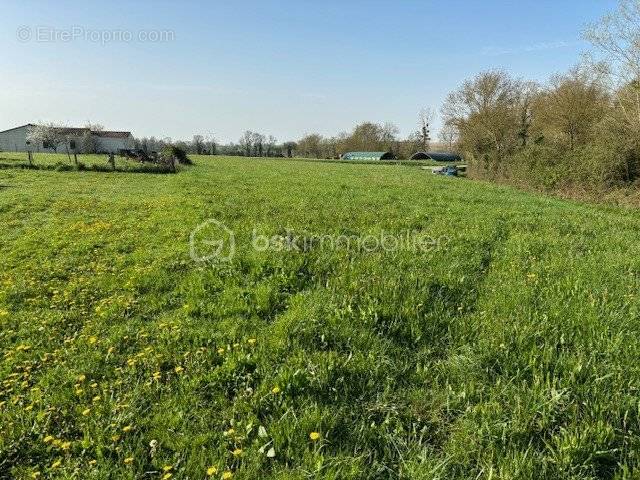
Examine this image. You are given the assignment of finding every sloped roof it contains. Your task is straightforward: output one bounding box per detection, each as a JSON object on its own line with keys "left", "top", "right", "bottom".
{"left": 54, "top": 127, "right": 91, "bottom": 135}
{"left": 94, "top": 131, "right": 132, "bottom": 138}
{"left": 410, "top": 151, "right": 462, "bottom": 162}
{"left": 342, "top": 151, "right": 395, "bottom": 161}
{"left": 0, "top": 124, "right": 36, "bottom": 134}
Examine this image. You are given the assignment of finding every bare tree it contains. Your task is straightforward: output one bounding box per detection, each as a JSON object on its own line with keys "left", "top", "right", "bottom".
{"left": 585, "top": 0, "right": 640, "bottom": 136}
{"left": 381, "top": 122, "right": 400, "bottom": 149}
{"left": 205, "top": 133, "right": 217, "bottom": 155}
{"left": 81, "top": 131, "right": 98, "bottom": 154}
{"left": 84, "top": 122, "right": 104, "bottom": 132}
{"left": 517, "top": 81, "right": 540, "bottom": 147}
{"left": 265, "top": 135, "right": 277, "bottom": 157}
{"left": 192, "top": 135, "right": 205, "bottom": 154}
{"left": 283, "top": 141, "right": 296, "bottom": 158}
{"left": 239, "top": 131, "right": 253, "bottom": 156}
{"left": 439, "top": 124, "right": 458, "bottom": 150}
{"left": 251, "top": 132, "right": 265, "bottom": 156}
{"left": 418, "top": 108, "right": 435, "bottom": 151}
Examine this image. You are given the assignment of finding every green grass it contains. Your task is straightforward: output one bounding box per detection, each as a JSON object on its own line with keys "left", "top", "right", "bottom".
{"left": 1, "top": 154, "right": 640, "bottom": 479}
{"left": 0, "top": 152, "right": 178, "bottom": 174}
{"left": 0, "top": 152, "right": 133, "bottom": 168}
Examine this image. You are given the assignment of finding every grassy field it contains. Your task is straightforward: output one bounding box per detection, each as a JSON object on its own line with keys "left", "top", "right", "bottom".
{"left": 1, "top": 155, "right": 640, "bottom": 479}
{"left": 0, "top": 152, "right": 178, "bottom": 174}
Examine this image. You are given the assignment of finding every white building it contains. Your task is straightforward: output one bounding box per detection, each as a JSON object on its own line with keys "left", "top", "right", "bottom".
{"left": 0, "top": 124, "right": 134, "bottom": 153}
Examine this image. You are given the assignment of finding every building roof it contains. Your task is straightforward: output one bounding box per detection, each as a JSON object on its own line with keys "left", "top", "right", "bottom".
{"left": 410, "top": 151, "right": 462, "bottom": 162}
{"left": 54, "top": 127, "right": 92, "bottom": 136}
{"left": 94, "top": 130, "right": 132, "bottom": 138}
{"left": 342, "top": 151, "right": 395, "bottom": 161}
{"left": 0, "top": 124, "right": 36, "bottom": 134}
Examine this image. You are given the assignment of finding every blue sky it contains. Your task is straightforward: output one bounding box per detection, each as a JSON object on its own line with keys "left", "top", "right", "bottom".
{"left": 0, "top": 0, "right": 619, "bottom": 142}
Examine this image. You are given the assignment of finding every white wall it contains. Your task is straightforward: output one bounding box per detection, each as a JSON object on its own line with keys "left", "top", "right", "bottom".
{"left": 96, "top": 135, "right": 133, "bottom": 153}
{"left": 0, "top": 125, "right": 31, "bottom": 152}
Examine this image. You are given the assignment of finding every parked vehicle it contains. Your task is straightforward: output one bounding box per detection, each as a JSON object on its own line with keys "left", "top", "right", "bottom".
{"left": 432, "top": 165, "right": 459, "bottom": 176}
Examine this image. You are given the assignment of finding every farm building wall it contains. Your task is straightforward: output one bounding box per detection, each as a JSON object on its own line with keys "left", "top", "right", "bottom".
{"left": 0, "top": 125, "right": 32, "bottom": 152}
{"left": 95, "top": 136, "right": 133, "bottom": 153}
{"left": 0, "top": 125, "right": 133, "bottom": 153}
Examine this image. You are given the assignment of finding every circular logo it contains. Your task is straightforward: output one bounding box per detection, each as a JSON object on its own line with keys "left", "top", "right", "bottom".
{"left": 189, "top": 219, "right": 236, "bottom": 262}
{"left": 16, "top": 26, "right": 31, "bottom": 43}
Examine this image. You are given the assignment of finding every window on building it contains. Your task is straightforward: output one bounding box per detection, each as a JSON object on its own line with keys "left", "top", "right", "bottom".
{"left": 69, "top": 140, "right": 76, "bottom": 150}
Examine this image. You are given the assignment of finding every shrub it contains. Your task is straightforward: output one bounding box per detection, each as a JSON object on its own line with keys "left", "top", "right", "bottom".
{"left": 162, "top": 145, "right": 193, "bottom": 165}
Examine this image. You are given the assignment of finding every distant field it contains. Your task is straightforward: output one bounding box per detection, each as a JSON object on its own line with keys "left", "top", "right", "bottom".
{"left": 2, "top": 155, "right": 640, "bottom": 479}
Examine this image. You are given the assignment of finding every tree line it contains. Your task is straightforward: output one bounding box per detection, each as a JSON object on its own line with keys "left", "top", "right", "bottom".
{"left": 136, "top": 117, "right": 452, "bottom": 161}
{"left": 441, "top": 0, "right": 640, "bottom": 191}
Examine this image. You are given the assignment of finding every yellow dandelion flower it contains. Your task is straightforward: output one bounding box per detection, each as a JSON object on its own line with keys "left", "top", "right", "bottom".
{"left": 90, "top": 382, "right": 98, "bottom": 388}
{"left": 309, "top": 432, "right": 321, "bottom": 441}
{"left": 223, "top": 428, "right": 235, "bottom": 436}
{"left": 82, "top": 408, "right": 91, "bottom": 416}
{"left": 217, "top": 348, "right": 225, "bottom": 355}
{"left": 92, "top": 396, "right": 101, "bottom": 403}
{"left": 51, "top": 459, "right": 62, "bottom": 468}
{"left": 232, "top": 448, "right": 242, "bottom": 456}
{"left": 222, "top": 471, "right": 233, "bottom": 479}
{"left": 43, "top": 435, "right": 54, "bottom": 443}
{"left": 61, "top": 441, "right": 71, "bottom": 450}
{"left": 162, "top": 465, "right": 173, "bottom": 472}
{"left": 206, "top": 466, "right": 218, "bottom": 476}
{"left": 247, "top": 338, "right": 257, "bottom": 345}
{"left": 30, "top": 471, "right": 41, "bottom": 479}
{"left": 122, "top": 425, "right": 133, "bottom": 432}
{"left": 124, "top": 457, "right": 134, "bottom": 465}
{"left": 162, "top": 474, "right": 172, "bottom": 480}
{"left": 88, "top": 336, "right": 98, "bottom": 345}
{"left": 111, "top": 435, "right": 121, "bottom": 442}
{"left": 271, "top": 386, "right": 281, "bottom": 394}
{"left": 88, "top": 459, "right": 97, "bottom": 465}
{"left": 174, "top": 366, "right": 184, "bottom": 374}
{"left": 153, "top": 371, "right": 161, "bottom": 380}
{"left": 78, "top": 374, "right": 86, "bottom": 382}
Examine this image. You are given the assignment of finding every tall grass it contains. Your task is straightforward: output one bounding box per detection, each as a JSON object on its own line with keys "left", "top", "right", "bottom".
{"left": 1, "top": 155, "right": 639, "bottom": 479}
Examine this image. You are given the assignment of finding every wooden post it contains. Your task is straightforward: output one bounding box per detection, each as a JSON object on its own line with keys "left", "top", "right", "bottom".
{"left": 27, "top": 150, "right": 33, "bottom": 166}
{"left": 65, "top": 143, "right": 72, "bottom": 163}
